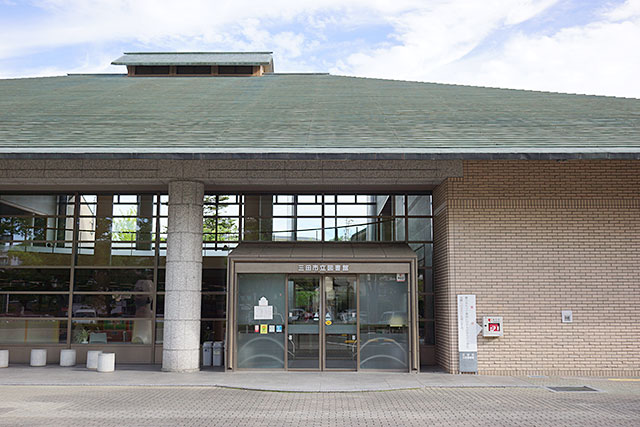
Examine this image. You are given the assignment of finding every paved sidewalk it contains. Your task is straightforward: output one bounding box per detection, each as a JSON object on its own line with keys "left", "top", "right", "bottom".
{"left": 0, "top": 380, "right": 639, "bottom": 426}
{"left": 2, "top": 366, "right": 639, "bottom": 426}
{"left": 0, "top": 364, "right": 537, "bottom": 391}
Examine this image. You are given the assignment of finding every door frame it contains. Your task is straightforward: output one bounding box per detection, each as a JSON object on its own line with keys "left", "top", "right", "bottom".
{"left": 227, "top": 259, "right": 418, "bottom": 373}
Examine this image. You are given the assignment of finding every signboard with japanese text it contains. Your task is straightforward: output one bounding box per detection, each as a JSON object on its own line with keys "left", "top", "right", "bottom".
{"left": 457, "top": 294, "right": 478, "bottom": 352}
{"left": 457, "top": 294, "right": 480, "bottom": 373}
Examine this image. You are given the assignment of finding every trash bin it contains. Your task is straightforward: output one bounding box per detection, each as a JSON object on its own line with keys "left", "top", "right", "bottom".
{"left": 212, "top": 341, "right": 224, "bottom": 367}
{"left": 202, "top": 341, "right": 213, "bottom": 367}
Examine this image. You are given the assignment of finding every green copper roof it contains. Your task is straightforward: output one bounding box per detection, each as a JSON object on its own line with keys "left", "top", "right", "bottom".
{"left": 0, "top": 74, "right": 639, "bottom": 158}
{"left": 112, "top": 52, "right": 273, "bottom": 66}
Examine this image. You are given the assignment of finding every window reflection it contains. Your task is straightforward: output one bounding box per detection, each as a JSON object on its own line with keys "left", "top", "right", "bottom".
{"left": 72, "top": 294, "right": 153, "bottom": 318}
{"left": 76, "top": 194, "right": 157, "bottom": 266}
{"left": 0, "top": 294, "right": 68, "bottom": 317}
{"left": 201, "top": 193, "right": 432, "bottom": 246}
{"left": 71, "top": 320, "right": 152, "bottom": 344}
{"left": 0, "top": 319, "right": 67, "bottom": 343}
{"left": 74, "top": 269, "right": 154, "bottom": 292}
{"left": 0, "top": 268, "right": 70, "bottom": 291}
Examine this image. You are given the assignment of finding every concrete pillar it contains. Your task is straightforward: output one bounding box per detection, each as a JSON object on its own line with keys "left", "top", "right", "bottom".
{"left": 162, "top": 181, "right": 204, "bottom": 372}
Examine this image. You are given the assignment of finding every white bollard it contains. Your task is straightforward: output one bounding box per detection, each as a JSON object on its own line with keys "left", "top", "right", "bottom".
{"left": 30, "top": 349, "right": 47, "bottom": 367}
{"left": 86, "top": 350, "right": 102, "bottom": 370}
{"left": 60, "top": 349, "right": 77, "bottom": 367}
{"left": 97, "top": 353, "right": 115, "bottom": 373}
{"left": 0, "top": 350, "right": 8, "bottom": 368}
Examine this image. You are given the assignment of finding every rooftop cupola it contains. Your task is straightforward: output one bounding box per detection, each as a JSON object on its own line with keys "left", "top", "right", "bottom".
{"left": 111, "top": 52, "right": 274, "bottom": 77}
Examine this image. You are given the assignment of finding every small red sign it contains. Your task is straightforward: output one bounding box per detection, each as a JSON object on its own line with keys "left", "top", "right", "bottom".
{"left": 488, "top": 323, "right": 500, "bottom": 332}
{"left": 254, "top": 325, "right": 260, "bottom": 333}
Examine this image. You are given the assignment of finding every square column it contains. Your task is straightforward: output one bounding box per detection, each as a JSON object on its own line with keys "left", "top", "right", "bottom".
{"left": 162, "top": 181, "right": 204, "bottom": 372}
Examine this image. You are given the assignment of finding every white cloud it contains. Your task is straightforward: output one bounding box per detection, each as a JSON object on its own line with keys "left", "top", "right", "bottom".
{"left": 0, "top": 0, "right": 420, "bottom": 59}
{"left": 432, "top": 0, "right": 640, "bottom": 97}
{"left": 330, "top": 0, "right": 560, "bottom": 79}
{"left": 332, "top": 0, "right": 640, "bottom": 98}
{"left": 1, "top": 0, "right": 639, "bottom": 97}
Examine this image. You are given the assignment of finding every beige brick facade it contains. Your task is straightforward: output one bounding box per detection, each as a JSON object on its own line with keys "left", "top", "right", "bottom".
{"left": 434, "top": 160, "right": 640, "bottom": 376}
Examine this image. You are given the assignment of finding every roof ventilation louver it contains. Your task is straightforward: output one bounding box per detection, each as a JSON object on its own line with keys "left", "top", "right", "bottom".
{"left": 111, "top": 52, "right": 274, "bottom": 77}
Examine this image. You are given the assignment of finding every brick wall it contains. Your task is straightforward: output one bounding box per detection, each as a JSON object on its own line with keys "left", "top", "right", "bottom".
{"left": 434, "top": 160, "right": 640, "bottom": 376}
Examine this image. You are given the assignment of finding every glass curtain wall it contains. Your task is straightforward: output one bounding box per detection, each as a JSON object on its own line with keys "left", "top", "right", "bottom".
{"left": 203, "top": 194, "right": 435, "bottom": 360}
{"left": 0, "top": 194, "right": 161, "bottom": 348}
{"left": 1, "top": 193, "right": 432, "bottom": 365}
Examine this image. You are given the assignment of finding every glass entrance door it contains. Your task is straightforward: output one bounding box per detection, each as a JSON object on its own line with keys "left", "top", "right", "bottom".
{"left": 287, "top": 275, "right": 357, "bottom": 370}
{"left": 324, "top": 275, "right": 357, "bottom": 370}
{"left": 287, "top": 276, "right": 320, "bottom": 369}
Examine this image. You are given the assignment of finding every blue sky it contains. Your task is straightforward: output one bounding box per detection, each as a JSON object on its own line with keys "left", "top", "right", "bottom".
{"left": 1, "top": 0, "right": 639, "bottom": 97}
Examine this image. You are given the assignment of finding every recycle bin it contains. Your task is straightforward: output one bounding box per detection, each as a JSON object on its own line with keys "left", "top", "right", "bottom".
{"left": 202, "top": 341, "right": 213, "bottom": 367}
{"left": 212, "top": 341, "right": 224, "bottom": 367}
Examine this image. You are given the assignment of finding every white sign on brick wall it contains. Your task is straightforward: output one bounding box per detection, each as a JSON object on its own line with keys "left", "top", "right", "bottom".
{"left": 457, "top": 294, "right": 478, "bottom": 353}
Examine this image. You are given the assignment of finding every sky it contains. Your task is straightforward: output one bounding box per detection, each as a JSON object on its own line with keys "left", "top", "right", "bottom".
{"left": 1, "top": 0, "right": 639, "bottom": 98}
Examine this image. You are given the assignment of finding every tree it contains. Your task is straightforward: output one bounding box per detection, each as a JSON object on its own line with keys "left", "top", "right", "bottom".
{"left": 203, "top": 195, "right": 238, "bottom": 242}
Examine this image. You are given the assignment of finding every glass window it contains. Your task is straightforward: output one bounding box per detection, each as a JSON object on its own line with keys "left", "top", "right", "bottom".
{"left": 1, "top": 242, "right": 72, "bottom": 266}
{"left": 71, "top": 320, "right": 152, "bottom": 344}
{"left": 0, "top": 216, "right": 72, "bottom": 241}
{"left": 73, "top": 269, "right": 154, "bottom": 292}
{"left": 75, "top": 194, "right": 157, "bottom": 266}
{"left": 359, "top": 274, "right": 409, "bottom": 370}
{"left": 0, "top": 319, "right": 67, "bottom": 343}
{"left": 236, "top": 273, "right": 285, "bottom": 369}
{"left": 424, "top": 294, "right": 434, "bottom": 320}
{"left": 201, "top": 320, "right": 226, "bottom": 344}
{"left": 297, "top": 205, "right": 322, "bottom": 216}
{"left": 297, "top": 195, "right": 316, "bottom": 203}
{"left": 0, "top": 294, "right": 68, "bottom": 317}
{"left": 201, "top": 294, "right": 226, "bottom": 319}
{"left": 297, "top": 218, "right": 322, "bottom": 241}
{"left": 202, "top": 269, "right": 226, "bottom": 291}
{"left": 418, "top": 269, "right": 433, "bottom": 293}
{"left": 395, "top": 217, "right": 406, "bottom": 241}
{"left": 418, "top": 295, "right": 434, "bottom": 320}
{"left": 337, "top": 195, "right": 355, "bottom": 203}
{"left": 156, "top": 294, "right": 164, "bottom": 318}
{"left": 411, "top": 244, "right": 433, "bottom": 267}
{"left": 408, "top": 218, "right": 432, "bottom": 242}
{"left": 336, "top": 204, "right": 369, "bottom": 216}
{"left": 276, "top": 195, "right": 293, "bottom": 203}
{"left": 394, "top": 195, "right": 405, "bottom": 216}
{"left": 408, "top": 195, "right": 432, "bottom": 216}
{"left": 0, "top": 268, "right": 70, "bottom": 291}
{"left": 157, "top": 269, "right": 165, "bottom": 291}
{"left": 72, "top": 294, "right": 153, "bottom": 318}
{"left": 273, "top": 205, "right": 293, "bottom": 216}
{"left": 272, "top": 218, "right": 294, "bottom": 241}
{"left": 155, "top": 319, "right": 164, "bottom": 344}
{"left": 336, "top": 218, "right": 368, "bottom": 241}
{"left": 420, "top": 321, "right": 435, "bottom": 346}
